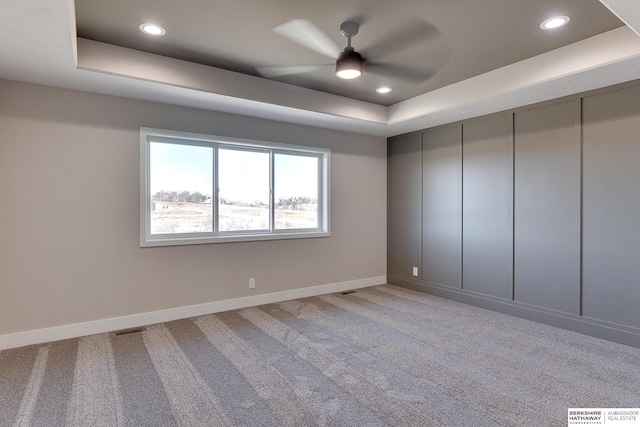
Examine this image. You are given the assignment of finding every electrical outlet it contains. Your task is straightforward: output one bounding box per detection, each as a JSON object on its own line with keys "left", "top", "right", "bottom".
{"left": 412, "top": 267, "right": 419, "bottom": 277}
{"left": 249, "top": 278, "right": 256, "bottom": 289}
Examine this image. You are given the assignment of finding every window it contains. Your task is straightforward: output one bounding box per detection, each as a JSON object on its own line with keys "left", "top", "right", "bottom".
{"left": 140, "top": 128, "right": 330, "bottom": 246}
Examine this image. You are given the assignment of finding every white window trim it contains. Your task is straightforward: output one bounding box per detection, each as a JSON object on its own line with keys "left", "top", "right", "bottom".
{"left": 140, "top": 127, "right": 330, "bottom": 247}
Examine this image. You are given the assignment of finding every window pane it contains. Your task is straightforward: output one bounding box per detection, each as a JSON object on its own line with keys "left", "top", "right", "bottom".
{"left": 274, "top": 153, "right": 319, "bottom": 229}
{"left": 142, "top": 128, "right": 329, "bottom": 247}
{"left": 149, "top": 142, "right": 213, "bottom": 234}
{"left": 218, "top": 148, "right": 270, "bottom": 231}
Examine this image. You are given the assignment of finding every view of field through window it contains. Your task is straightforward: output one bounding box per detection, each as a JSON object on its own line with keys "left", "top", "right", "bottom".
{"left": 218, "top": 148, "right": 270, "bottom": 231}
{"left": 149, "top": 141, "right": 319, "bottom": 235}
{"left": 274, "top": 153, "right": 318, "bottom": 229}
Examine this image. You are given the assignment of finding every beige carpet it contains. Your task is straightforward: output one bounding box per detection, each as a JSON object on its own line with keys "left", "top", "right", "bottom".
{"left": 1, "top": 284, "right": 639, "bottom": 426}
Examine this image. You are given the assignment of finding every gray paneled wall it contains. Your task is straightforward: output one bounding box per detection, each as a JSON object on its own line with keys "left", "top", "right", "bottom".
{"left": 388, "top": 80, "right": 640, "bottom": 348}
{"left": 513, "top": 101, "right": 580, "bottom": 314}
{"left": 582, "top": 85, "right": 640, "bottom": 329}
{"left": 462, "top": 115, "right": 513, "bottom": 299}
{"left": 422, "top": 126, "right": 461, "bottom": 288}
{"left": 388, "top": 133, "right": 422, "bottom": 278}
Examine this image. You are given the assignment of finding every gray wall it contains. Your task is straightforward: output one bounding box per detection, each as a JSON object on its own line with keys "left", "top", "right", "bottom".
{"left": 462, "top": 115, "right": 513, "bottom": 299}
{"left": 387, "top": 134, "right": 421, "bottom": 278}
{"left": 0, "top": 79, "right": 387, "bottom": 336}
{"left": 421, "top": 125, "right": 461, "bottom": 289}
{"left": 513, "top": 100, "right": 580, "bottom": 314}
{"left": 582, "top": 85, "right": 640, "bottom": 329}
{"left": 388, "top": 80, "right": 640, "bottom": 348}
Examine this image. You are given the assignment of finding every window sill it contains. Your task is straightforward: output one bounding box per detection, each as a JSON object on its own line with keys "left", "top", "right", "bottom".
{"left": 140, "top": 230, "right": 330, "bottom": 247}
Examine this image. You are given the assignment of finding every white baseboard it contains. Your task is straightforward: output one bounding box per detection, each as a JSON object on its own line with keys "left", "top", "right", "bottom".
{"left": 0, "top": 276, "right": 386, "bottom": 351}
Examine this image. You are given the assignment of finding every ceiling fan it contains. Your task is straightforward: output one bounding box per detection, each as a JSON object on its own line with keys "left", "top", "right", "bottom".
{"left": 257, "top": 18, "right": 440, "bottom": 82}
{"left": 335, "top": 21, "right": 364, "bottom": 79}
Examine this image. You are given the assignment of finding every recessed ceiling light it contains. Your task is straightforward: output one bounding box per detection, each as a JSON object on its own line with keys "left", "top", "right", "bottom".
{"left": 540, "top": 16, "right": 570, "bottom": 30}
{"left": 139, "top": 23, "right": 166, "bottom": 36}
{"left": 376, "top": 86, "right": 392, "bottom": 94}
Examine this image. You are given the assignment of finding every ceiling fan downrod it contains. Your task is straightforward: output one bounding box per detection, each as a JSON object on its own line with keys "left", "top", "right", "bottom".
{"left": 340, "top": 21, "right": 359, "bottom": 48}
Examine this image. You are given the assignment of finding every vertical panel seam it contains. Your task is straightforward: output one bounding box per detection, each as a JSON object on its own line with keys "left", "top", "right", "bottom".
{"left": 460, "top": 124, "right": 464, "bottom": 290}
{"left": 419, "top": 134, "right": 424, "bottom": 281}
{"left": 460, "top": 123, "right": 464, "bottom": 289}
{"left": 577, "top": 97, "right": 584, "bottom": 317}
{"left": 510, "top": 113, "right": 516, "bottom": 302}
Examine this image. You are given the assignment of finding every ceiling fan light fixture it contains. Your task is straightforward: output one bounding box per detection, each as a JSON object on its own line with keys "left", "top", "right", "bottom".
{"left": 335, "top": 47, "right": 363, "bottom": 79}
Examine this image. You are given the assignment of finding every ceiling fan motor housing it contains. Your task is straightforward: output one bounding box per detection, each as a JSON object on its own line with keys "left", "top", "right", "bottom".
{"left": 335, "top": 47, "right": 363, "bottom": 79}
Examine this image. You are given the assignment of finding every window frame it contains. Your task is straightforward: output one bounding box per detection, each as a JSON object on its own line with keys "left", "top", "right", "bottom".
{"left": 140, "top": 127, "right": 330, "bottom": 247}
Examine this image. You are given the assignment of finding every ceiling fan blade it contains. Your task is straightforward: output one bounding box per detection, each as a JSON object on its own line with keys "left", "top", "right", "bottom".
{"left": 364, "top": 19, "right": 442, "bottom": 61}
{"left": 366, "top": 62, "right": 436, "bottom": 83}
{"left": 256, "top": 64, "right": 330, "bottom": 78}
{"left": 273, "top": 19, "right": 341, "bottom": 59}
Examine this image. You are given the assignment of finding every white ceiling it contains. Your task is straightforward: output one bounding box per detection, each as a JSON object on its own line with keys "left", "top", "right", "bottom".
{"left": 1, "top": 0, "right": 640, "bottom": 138}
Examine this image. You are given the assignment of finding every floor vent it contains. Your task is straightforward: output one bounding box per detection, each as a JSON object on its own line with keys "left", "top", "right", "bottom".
{"left": 114, "top": 327, "right": 145, "bottom": 336}
{"left": 341, "top": 290, "right": 357, "bottom": 295}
